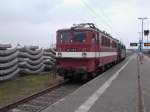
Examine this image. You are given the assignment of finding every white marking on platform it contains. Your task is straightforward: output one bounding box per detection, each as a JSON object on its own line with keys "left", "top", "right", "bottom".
{"left": 70, "top": 73, "right": 105, "bottom": 96}
{"left": 74, "top": 55, "right": 134, "bottom": 112}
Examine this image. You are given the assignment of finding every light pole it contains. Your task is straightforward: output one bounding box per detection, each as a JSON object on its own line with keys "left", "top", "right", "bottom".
{"left": 138, "top": 32, "right": 141, "bottom": 40}
{"left": 138, "top": 17, "right": 148, "bottom": 52}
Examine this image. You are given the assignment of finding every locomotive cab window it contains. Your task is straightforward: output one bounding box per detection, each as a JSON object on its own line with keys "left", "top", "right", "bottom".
{"left": 60, "top": 32, "right": 71, "bottom": 43}
{"left": 73, "top": 32, "right": 86, "bottom": 43}
{"left": 92, "top": 33, "right": 95, "bottom": 43}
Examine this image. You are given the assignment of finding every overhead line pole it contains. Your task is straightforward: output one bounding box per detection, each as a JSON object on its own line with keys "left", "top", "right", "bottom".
{"left": 137, "top": 18, "right": 147, "bottom": 112}
{"left": 138, "top": 18, "right": 148, "bottom": 52}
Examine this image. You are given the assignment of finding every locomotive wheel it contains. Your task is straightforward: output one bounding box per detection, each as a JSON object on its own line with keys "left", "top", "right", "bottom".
{"left": 104, "top": 65, "right": 108, "bottom": 70}
{"left": 82, "top": 74, "right": 88, "bottom": 82}
{"left": 64, "top": 76, "right": 68, "bottom": 80}
{"left": 102, "top": 66, "right": 105, "bottom": 72}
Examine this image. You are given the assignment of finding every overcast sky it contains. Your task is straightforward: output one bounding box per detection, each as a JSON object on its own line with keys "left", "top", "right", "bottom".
{"left": 0, "top": 0, "right": 150, "bottom": 48}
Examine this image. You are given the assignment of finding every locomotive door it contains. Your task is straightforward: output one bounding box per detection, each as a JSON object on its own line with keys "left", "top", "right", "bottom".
{"left": 94, "top": 32, "right": 100, "bottom": 68}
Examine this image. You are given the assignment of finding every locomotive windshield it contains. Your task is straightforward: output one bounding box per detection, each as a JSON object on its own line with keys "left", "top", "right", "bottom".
{"left": 59, "top": 31, "right": 86, "bottom": 43}
{"left": 60, "top": 32, "right": 71, "bottom": 43}
{"left": 73, "top": 32, "right": 86, "bottom": 43}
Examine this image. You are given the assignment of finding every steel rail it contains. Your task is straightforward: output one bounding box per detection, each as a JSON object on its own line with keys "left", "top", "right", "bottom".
{"left": 0, "top": 79, "right": 67, "bottom": 112}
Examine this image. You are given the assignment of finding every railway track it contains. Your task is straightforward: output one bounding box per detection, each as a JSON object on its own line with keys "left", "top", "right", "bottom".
{"left": 0, "top": 55, "right": 130, "bottom": 112}
{"left": 0, "top": 79, "right": 83, "bottom": 112}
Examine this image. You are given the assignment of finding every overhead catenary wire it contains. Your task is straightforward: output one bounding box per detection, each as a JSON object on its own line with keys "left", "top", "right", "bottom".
{"left": 80, "top": 0, "right": 111, "bottom": 30}
{"left": 80, "top": 0, "right": 122, "bottom": 40}
{"left": 76, "top": 1, "right": 104, "bottom": 30}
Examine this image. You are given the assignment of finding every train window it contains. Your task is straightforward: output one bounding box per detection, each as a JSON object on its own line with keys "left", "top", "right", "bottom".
{"left": 112, "top": 41, "right": 114, "bottom": 48}
{"left": 105, "top": 37, "right": 108, "bottom": 47}
{"left": 92, "top": 33, "right": 99, "bottom": 44}
{"left": 102, "top": 36, "right": 105, "bottom": 46}
{"left": 92, "top": 34, "right": 95, "bottom": 44}
{"left": 60, "top": 32, "right": 71, "bottom": 43}
{"left": 73, "top": 32, "right": 86, "bottom": 43}
{"left": 102, "top": 36, "right": 110, "bottom": 47}
{"left": 105, "top": 36, "right": 109, "bottom": 47}
{"left": 112, "top": 41, "right": 117, "bottom": 48}
{"left": 107, "top": 38, "right": 110, "bottom": 47}
{"left": 96, "top": 33, "right": 99, "bottom": 44}
{"left": 99, "top": 34, "right": 102, "bottom": 44}
{"left": 104, "top": 37, "right": 106, "bottom": 46}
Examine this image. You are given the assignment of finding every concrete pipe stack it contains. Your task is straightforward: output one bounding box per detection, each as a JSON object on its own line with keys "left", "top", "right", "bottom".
{"left": 0, "top": 44, "right": 19, "bottom": 81}
{"left": 18, "top": 46, "right": 45, "bottom": 74}
{"left": 43, "top": 48, "right": 56, "bottom": 71}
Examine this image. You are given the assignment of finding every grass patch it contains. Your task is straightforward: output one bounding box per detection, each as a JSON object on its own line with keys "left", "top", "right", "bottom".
{"left": 0, "top": 73, "right": 57, "bottom": 107}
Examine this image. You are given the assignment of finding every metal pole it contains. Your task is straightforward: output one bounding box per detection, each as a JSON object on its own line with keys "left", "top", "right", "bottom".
{"left": 147, "top": 35, "right": 148, "bottom": 49}
{"left": 138, "top": 18, "right": 148, "bottom": 52}
{"left": 142, "top": 20, "right": 143, "bottom": 52}
{"left": 138, "top": 32, "right": 141, "bottom": 40}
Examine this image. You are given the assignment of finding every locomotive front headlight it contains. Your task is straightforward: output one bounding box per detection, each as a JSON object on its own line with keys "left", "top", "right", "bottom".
{"left": 57, "top": 52, "right": 62, "bottom": 57}
{"left": 82, "top": 52, "right": 87, "bottom": 57}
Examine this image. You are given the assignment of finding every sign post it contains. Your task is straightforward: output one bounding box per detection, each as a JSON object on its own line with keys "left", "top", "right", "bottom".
{"left": 144, "top": 30, "right": 149, "bottom": 48}
{"left": 144, "top": 43, "right": 150, "bottom": 46}
{"left": 130, "top": 43, "right": 138, "bottom": 47}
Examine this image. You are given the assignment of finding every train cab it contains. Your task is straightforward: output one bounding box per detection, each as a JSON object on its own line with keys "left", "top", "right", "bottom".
{"left": 56, "top": 23, "right": 124, "bottom": 80}
{"left": 56, "top": 24, "right": 99, "bottom": 75}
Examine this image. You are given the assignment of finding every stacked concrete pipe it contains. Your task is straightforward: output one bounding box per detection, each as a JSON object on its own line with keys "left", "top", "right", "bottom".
{"left": 18, "top": 46, "right": 45, "bottom": 74}
{"left": 0, "top": 44, "right": 19, "bottom": 81}
{"left": 43, "top": 48, "right": 56, "bottom": 71}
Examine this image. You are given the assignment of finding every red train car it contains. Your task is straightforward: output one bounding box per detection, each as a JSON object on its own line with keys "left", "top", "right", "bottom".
{"left": 56, "top": 23, "right": 126, "bottom": 80}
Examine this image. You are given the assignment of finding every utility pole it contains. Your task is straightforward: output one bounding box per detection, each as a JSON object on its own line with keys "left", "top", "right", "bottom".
{"left": 138, "top": 32, "right": 141, "bottom": 40}
{"left": 147, "top": 34, "right": 148, "bottom": 49}
{"left": 138, "top": 17, "right": 148, "bottom": 52}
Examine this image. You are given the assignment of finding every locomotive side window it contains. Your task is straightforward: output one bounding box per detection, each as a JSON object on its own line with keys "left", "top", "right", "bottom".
{"left": 95, "top": 33, "right": 99, "bottom": 44}
{"left": 60, "top": 32, "right": 71, "bottom": 43}
{"left": 92, "top": 34, "right": 95, "bottom": 43}
{"left": 102, "top": 36, "right": 105, "bottom": 46}
{"left": 92, "top": 33, "right": 99, "bottom": 44}
{"left": 101, "top": 36, "right": 111, "bottom": 47}
{"left": 105, "top": 37, "right": 107, "bottom": 46}
{"left": 73, "top": 32, "right": 86, "bottom": 43}
{"left": 112, "top": 41, "right": 117, "bottom": 48}
{"left": 108, "top": 38, "right": 110, "bottom": 47}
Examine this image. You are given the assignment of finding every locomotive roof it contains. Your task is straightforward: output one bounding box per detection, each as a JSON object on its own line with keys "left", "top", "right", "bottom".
{"left": 58, "top": 28, "right": 119, "bottom": 42}
{"left": 57, "top": 23, "right": 119, "bottom": 42}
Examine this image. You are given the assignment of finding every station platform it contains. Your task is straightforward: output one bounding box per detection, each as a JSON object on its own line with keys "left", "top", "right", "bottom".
{"left": 42, "top": 54, "right": 150, "bottom": 112}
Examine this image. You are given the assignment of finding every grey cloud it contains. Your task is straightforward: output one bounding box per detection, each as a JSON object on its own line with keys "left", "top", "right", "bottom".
{"left": 0, "top": 0, "right": 150, "bottom": 48}
{"left": 0, "top": 0, "right": 61, "bottom": 24}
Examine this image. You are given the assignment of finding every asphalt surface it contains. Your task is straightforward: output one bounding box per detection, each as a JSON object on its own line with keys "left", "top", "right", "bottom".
{"left": 140, "top": 55, "right": 150, "bottom": 112}
{"left": 42, "top": 54, "right": 150, "bottom": 112}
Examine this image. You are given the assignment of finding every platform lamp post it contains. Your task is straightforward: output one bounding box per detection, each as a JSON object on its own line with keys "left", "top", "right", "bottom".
{"left": 138, "top": 17, "right": 148, "bottom": 52}
{"left": 138, "top": 32, "right": 141, "bottom": 40}
{"left": 144, "top": 30, "right": 149, "bottom": 49}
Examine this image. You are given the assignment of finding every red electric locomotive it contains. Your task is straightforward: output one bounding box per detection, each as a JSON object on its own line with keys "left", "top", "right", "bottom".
{"left": 56, "top": 23, "right": 126, "bottom": 80}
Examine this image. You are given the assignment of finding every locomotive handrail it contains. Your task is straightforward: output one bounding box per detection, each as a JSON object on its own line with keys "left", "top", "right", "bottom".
{"left": 72, "top": 23, "right": 100, "bottom": 32}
